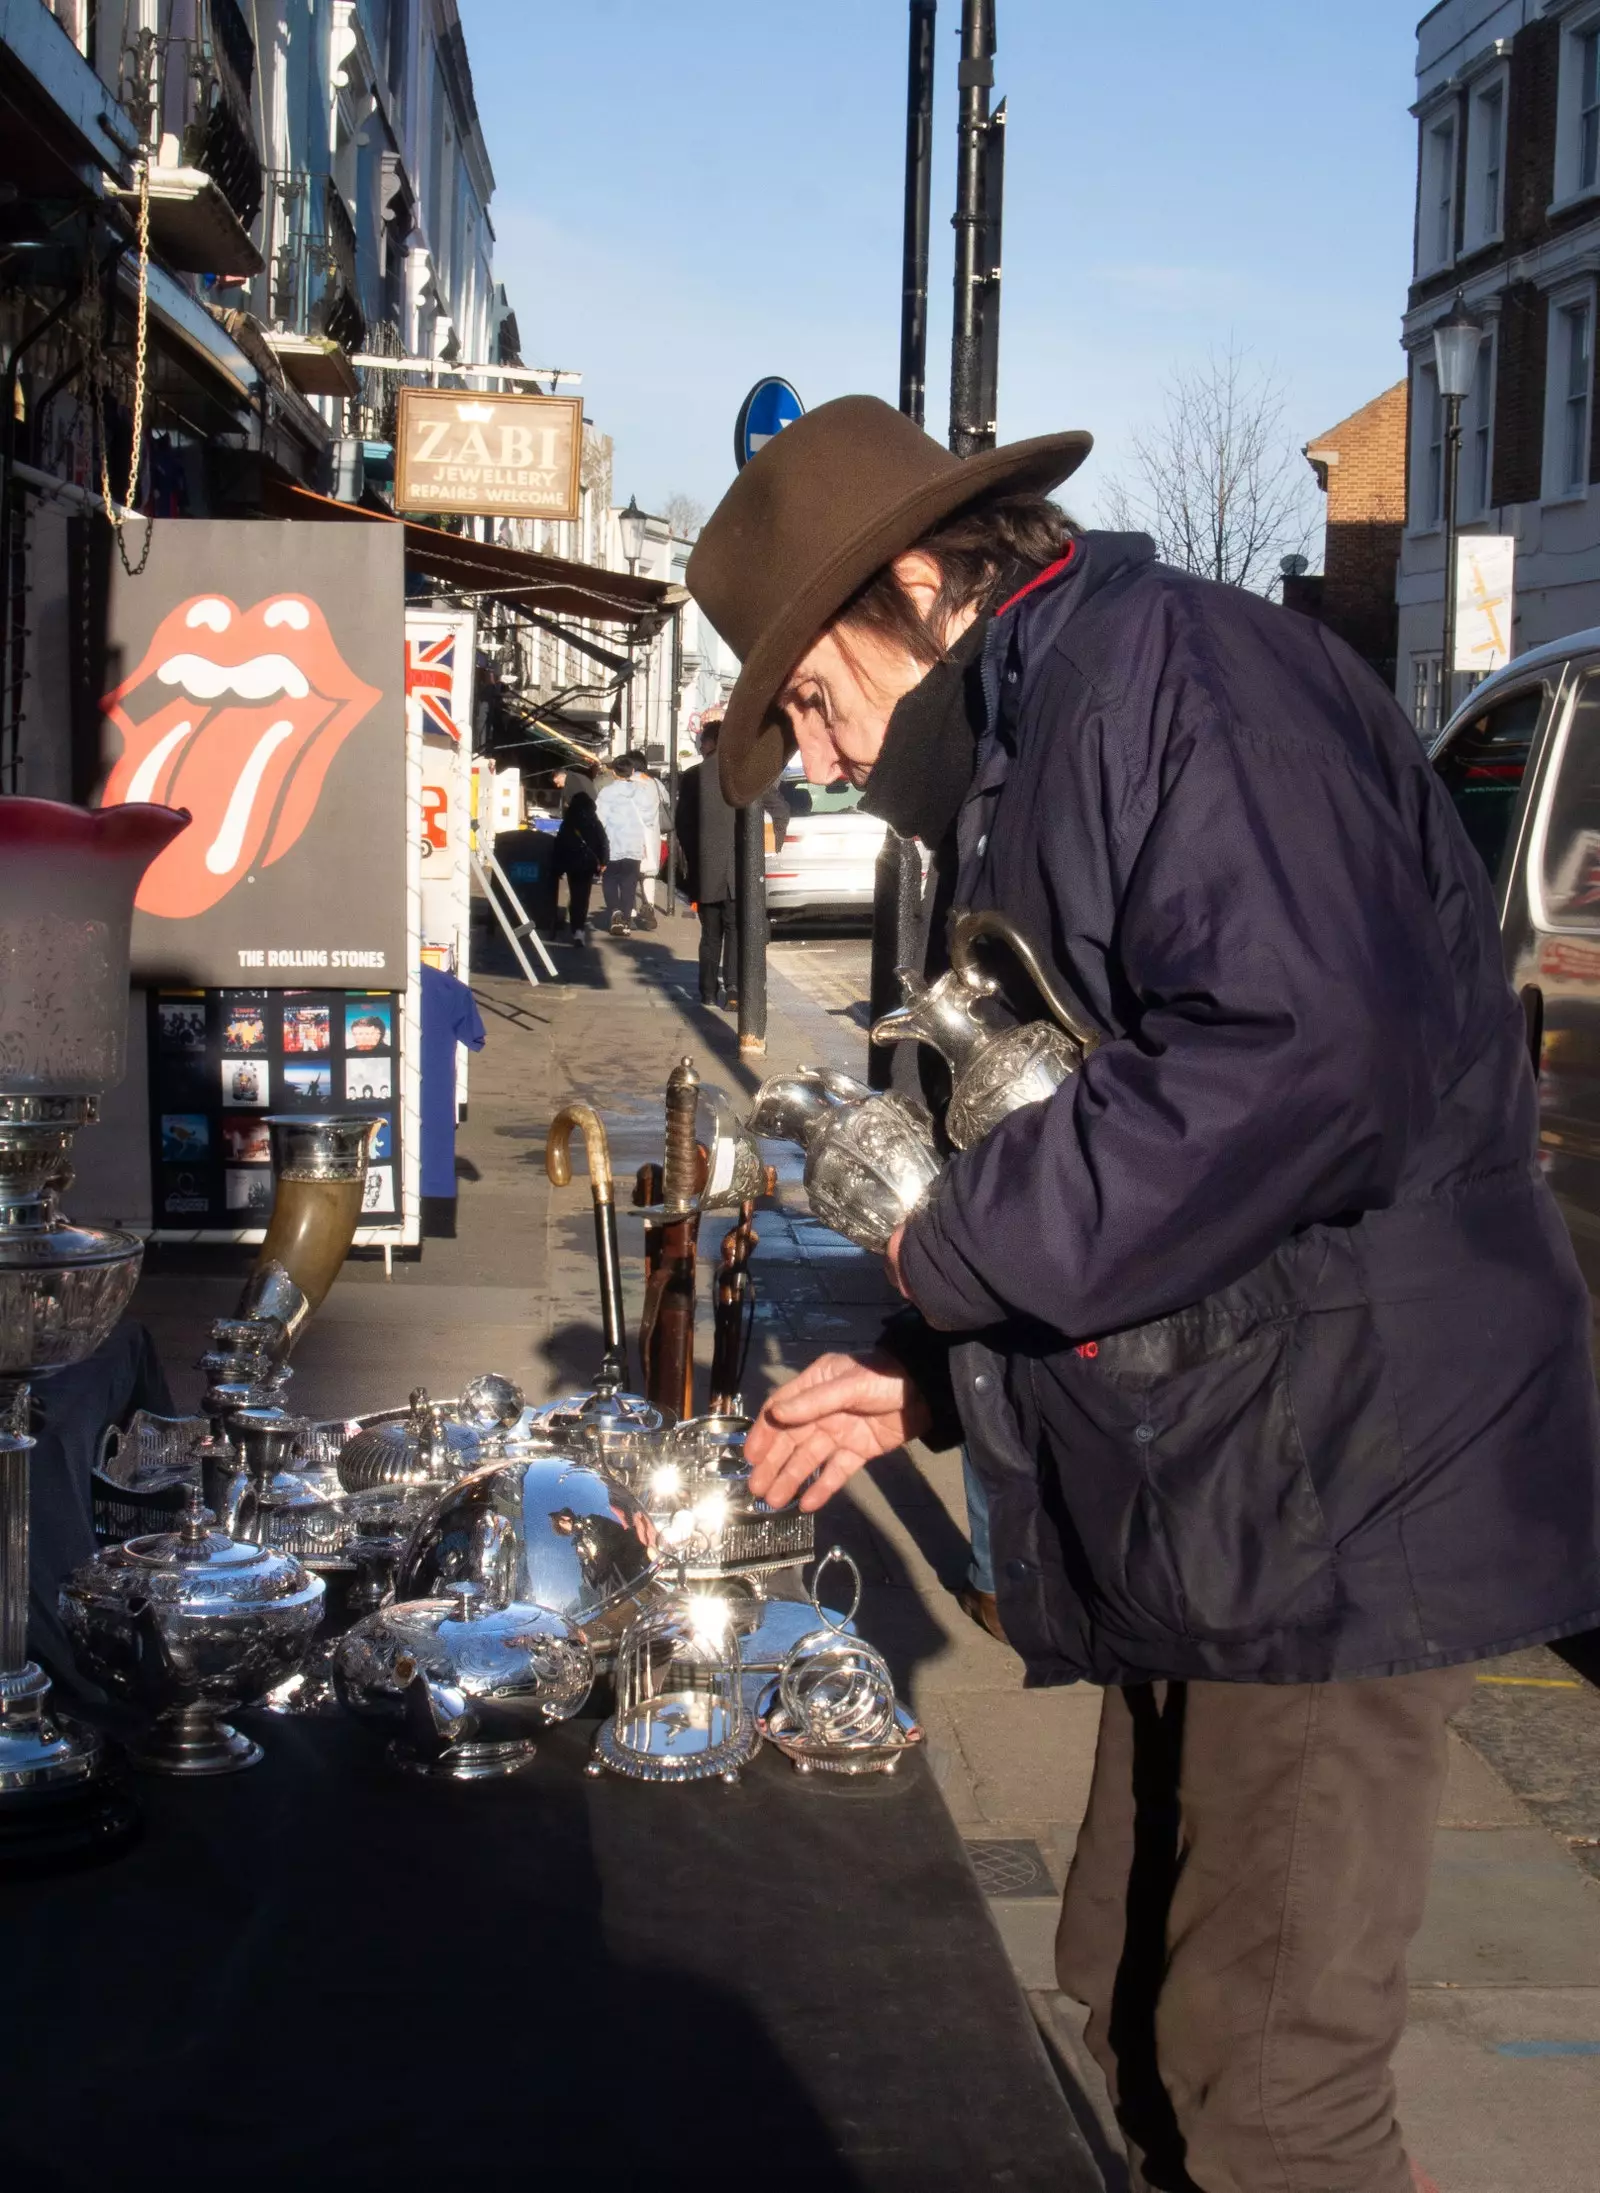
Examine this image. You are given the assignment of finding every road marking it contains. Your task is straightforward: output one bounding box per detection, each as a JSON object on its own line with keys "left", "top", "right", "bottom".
{"left": 1473, "top": 1675, "right": 1582, "bottom": 1688}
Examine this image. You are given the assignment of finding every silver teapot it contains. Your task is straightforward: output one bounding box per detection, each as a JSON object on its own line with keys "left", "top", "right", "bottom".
{"left": 522, "top": 1378, "right": 673, "bottom": 1483}
{"left": 336, "top": 1386, "right": 509, "bottom": 1497}
{"left": 60, "top": 1489, "right": 325, "bottom": 1774}
{"left": 746, "top": 1068, "right": 941, "bottom": 1253}
{"left": 333, "top": 1579, "right": 594, "bottom": 1781}
{"left": 871, "top": 908, "right": 1100, "bottom": 1150}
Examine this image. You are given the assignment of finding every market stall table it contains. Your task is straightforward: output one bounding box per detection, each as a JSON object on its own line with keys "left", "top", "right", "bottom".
{"left": 0, "top": 1712, "right": 1101, "bottom": 2191}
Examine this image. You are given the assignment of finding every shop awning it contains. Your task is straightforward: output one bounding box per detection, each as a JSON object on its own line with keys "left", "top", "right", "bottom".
{"left": 260, "top": 478, "right": 683, "bottom": 632}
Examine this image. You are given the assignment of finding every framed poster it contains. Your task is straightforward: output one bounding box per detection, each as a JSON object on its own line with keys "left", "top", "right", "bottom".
{"left": 147, "top": 985, "right": 405, "bottom": 1240}
{"left": 89, "top": 520, "right": 407, "bottom": 989}
{"left": 408, "top": 607, "right": 475, "bottom": 977}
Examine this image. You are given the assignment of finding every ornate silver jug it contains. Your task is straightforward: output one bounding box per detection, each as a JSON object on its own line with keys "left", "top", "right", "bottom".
{"left": 745, "top": 1069, "right": 941, "bottom": 1253}
{"left": 871, "top": 908, "right": 1100, "bottom": 1150}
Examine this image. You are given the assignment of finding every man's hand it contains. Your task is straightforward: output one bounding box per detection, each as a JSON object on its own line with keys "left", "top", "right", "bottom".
{"left": 745, "top": 1351, "right": 931, "bottom": 1513}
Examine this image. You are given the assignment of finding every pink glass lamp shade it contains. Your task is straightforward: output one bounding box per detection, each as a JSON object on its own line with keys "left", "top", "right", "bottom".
{"left": 0, "top": 799, "right": 188, "bottom": 1095}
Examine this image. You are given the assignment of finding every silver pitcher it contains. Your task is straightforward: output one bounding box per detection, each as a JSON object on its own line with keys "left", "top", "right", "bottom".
{"left": 871, "top": 908, "right": 1100, "bottom": 1149}
{"left": 745, "top": 1069, "right": 941, "bottom": 1253}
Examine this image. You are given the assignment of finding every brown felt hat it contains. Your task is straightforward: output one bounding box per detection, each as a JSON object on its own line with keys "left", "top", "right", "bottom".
{"left": 686, "top": 395, "right": 1092, "bottom": 805}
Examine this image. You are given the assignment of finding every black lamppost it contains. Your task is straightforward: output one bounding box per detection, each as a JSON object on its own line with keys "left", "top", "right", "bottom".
{"left": 618, "top": 494, "right": 648, "bottom": 576}
{"left": 1432, "top": 292, "right": 1485, "bottom": 727}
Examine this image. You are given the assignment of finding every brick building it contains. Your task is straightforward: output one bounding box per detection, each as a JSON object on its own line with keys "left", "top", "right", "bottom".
{"left": 1289, "top": 383, "right": 1408, "bottom": 685}
{"left": 1398, "top": 1, "right": 1600, "bottom": 733}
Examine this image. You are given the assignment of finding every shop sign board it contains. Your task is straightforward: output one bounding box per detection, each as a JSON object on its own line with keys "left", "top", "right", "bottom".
{"left": 394, "top": 388, "right": 584, "bottom": 520}
{"left": 90, "top": 519, "right": 407, "bottom": 990}
{"left": 1453, "top": 534, "right": 1514, "bottom": 674}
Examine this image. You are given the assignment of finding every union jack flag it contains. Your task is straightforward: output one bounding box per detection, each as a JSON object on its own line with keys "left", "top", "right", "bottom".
{"left": 406, "top": 633, "right": 460, "bottom": 743}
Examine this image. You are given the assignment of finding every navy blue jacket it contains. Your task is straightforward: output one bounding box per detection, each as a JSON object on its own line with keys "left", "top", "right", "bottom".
{"left": 896, "top": 533, "right": 1600, "bottom": 1686}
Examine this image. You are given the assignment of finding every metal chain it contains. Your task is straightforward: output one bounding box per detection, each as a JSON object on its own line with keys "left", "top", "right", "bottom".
{"left": 97, "top": 148, "right": 153, "bottom": 578}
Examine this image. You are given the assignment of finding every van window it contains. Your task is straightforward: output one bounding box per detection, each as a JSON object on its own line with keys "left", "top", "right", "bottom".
{"left": 1541, "top": 671, "right": 1600, "bottom": 930}
{"left": 779, "top": 779, "right": 862, "bottom": 817}
{"left": 1433, "top": 683, "right": 1546, "bottom": 884}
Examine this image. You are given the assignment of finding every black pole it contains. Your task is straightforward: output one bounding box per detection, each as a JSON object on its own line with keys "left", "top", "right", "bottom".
{"left": 1440, "top": 390, "right": 1462, "bottom": 734}
{"left": 949, "top": 0, "right": 995, "bottom": 457}
{"left": 734, "top": 802, "right": 768, "bottom": 1057}
{"left": 666, "top": 604, "right": 682, "bottom": 916}
{"left": 977, "top": 97, "right": 1006, "bottom": 444}
{"left": 867, "top": 832, "right": 926, "bottom": 1089}
{"left": 900, "top": 1, "right": 937, "bottom": 425}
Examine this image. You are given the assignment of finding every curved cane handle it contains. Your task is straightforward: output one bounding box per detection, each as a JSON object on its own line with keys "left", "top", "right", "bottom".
{"left": 948, "top": 909, "right": 1102, "bottom": 1058}
{"left": 545, "top": 1103, "right": 615, "bottom": 1205}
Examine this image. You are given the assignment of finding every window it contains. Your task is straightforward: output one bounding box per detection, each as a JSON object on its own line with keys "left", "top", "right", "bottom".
{"left": 1412, "top": 654, "right": 1444, "bottom": 740}
{"left": 1419, "top": 111, "right": 1457, "bottom": 271}
{"left": 1556, "top": 11, "right": 1600, "bottom": 203}
{"left": 1548, "top": 294, "right": 1595, "bottom": 498}
{"left": 1412, "top": 358, "right": 1444, "bottom": 529}
{"left": 1433, "top": 685, "right": 1547, "bottom": 883}
{"left": 1466, "top": 333, "right": 1495, "bottom": 518}
{"left": 1541, "top": 672, "right": 1600, "bottom": 928}
{"left": 1583, "top": 29, "right": 1600, "bottom": 192}
{"left": 1466, "top": 77, "right": 1505, "bottom": 249}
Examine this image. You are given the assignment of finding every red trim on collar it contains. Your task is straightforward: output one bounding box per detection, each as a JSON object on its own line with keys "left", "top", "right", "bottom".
{"left": 994, "top": 543, "right": 1078, "bottom": 619}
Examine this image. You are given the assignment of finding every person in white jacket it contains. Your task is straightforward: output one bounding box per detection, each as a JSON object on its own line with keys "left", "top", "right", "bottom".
{"left": 625, "top": 751, "right": 667, "bottom": 930}
{"left": 594, "top": 758, "right": 649, "bottom": 934}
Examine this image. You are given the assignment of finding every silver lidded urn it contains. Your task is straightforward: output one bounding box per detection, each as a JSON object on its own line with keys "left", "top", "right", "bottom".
{"left": 870, "top": 908, "right": 1100, "bottom": 1151}
{"left": 60, "top": 1488, "right": 325, "bottom": 1774}
{"left": 0, "top": 796, "right": 188, "bottom": 1853}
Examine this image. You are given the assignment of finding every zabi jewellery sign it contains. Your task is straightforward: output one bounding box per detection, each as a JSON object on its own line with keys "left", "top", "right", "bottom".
{"left": 394, "top": 388, "right": 583, "bottom": 520}
{"left": 90, "top": 520, "right": 407, "bottom": 990}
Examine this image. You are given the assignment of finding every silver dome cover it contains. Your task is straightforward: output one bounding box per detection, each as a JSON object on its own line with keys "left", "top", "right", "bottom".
{"left": 397, "top": 1452, "right": 662, "bottom": 1649}
{"left": 332, "top": 1587, "right": 594, "bottom": 1728}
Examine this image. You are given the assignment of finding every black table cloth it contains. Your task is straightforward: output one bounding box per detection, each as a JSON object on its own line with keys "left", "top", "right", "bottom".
{"left": 0, "top": 1713, "right": 1101, "bottom": 2192}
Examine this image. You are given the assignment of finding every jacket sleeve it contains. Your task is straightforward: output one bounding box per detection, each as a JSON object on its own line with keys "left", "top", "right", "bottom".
{"left": 897, "top": 718, "right": 1450, "bottom": 1337}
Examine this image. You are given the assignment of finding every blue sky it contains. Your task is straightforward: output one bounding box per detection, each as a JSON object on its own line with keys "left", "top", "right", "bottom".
{"left": 457, "top": 0, "right": 1420, "bottom": 528}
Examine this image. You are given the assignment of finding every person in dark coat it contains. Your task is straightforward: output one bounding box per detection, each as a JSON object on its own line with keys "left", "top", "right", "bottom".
{"left": 686, "top": 397, "right": 1600, "bottom": 2193}
{"left": 675, "top": 715, "right": 788, "bottom": 1007}
{"left": 552, "top": 769, "right": 606, "bottom": 940}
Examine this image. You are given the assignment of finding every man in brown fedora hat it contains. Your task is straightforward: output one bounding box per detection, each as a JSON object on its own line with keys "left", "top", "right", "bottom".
{"left": 689, "top": 396, "right": 1600, "bottom": 2192}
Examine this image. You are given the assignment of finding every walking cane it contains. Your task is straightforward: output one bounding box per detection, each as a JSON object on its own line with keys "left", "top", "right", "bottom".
{"left": 635, "top": 1059, "right": 703, "bottom": 1419}
{"left": 708, "top": 1202, "right": 759, "bottom": 1415}
{"left": 545, "top": 1103, "right": 630, "bottom": 1388}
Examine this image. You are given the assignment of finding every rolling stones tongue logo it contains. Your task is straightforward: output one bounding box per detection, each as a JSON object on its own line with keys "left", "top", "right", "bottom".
{"left": 99, "top": 592, "right": 382, "bottom": 919}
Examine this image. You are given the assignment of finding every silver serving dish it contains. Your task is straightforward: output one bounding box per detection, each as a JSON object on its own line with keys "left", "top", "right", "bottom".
{"left": 337, "top": 1388, "right": 498, "bottom": 1495}
{"left": 747, "top": 1070, "right": 941, "bottom": 1254}
{"left": 398, "top": 1451, "right": 663, "bottom": 1658}
{"left": 757, "top": 1689, "right": 924, "bottom": 1776}
{"left": 59, "top": 1490, "right": 325, "bottom": 1774}
{"left": 589, "top": 1591, "right": 759, "bottom": 1785}
{"left": 333, "top": 1579, "right": 594, "bottom": 1780}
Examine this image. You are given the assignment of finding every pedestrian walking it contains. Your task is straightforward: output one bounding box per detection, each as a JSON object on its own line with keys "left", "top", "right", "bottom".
{"left": 689, "top": 396, "right": 1600, "bottom": 2193}
{"left": 676, "top": 715, "right": 788, "bottom": 1008}
{"left": 594, "top": 754, "right": 648, "bottom": 935}
{"left": 625, "top": 750, "right": 667, "bottom": 930}
{"left": 552, "top": 768, "right": 606, "bottom": 940}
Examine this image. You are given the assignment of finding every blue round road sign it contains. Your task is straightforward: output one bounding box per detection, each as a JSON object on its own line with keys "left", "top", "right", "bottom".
{"left": 734, "top": 378, "right": 804, "bottom": 471}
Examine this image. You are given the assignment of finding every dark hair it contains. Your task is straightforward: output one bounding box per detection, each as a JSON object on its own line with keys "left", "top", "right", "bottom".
{"left": 610, "top": 754, "right": 635, "bottom": 776}
{"left": 832, "top": 490, "right": 1072, "bottom": 671}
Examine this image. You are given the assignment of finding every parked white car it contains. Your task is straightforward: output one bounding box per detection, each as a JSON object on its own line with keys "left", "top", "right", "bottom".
{"left": 763, "top": 773, "right": 888, "bottom": 921}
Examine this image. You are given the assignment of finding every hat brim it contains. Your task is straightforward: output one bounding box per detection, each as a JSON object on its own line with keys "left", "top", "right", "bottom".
{"left": 716, "top": 428, "right": 1091, "bottom": 806}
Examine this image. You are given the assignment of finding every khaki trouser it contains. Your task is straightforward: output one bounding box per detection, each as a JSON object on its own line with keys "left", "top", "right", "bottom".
{"left": 1056, "top": 1666, "right": 1474, "bottom": 2193}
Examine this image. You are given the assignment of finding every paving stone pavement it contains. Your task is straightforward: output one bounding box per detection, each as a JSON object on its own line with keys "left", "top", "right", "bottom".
{"left": 127, "top": 908, "right": 1600, "bottom": 2192}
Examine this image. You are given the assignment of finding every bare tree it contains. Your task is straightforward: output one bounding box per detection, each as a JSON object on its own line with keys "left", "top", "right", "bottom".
{"left": 1102, "top": 348, "right": 1318, "bottom": 594}
{"left": 662, "top": 491, "right": 707, "bottom": 541}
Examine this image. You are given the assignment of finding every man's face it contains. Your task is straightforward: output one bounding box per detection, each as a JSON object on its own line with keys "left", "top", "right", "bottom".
{"left": 773, "top": 551, "right": 972, "bottom": 788}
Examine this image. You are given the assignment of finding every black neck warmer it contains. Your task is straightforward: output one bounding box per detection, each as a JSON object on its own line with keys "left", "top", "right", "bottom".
{"left": 858, "top": 611, "right": 992, "bottom": 848}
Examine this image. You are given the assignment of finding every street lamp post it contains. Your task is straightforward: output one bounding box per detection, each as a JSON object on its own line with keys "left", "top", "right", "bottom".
{"left": 1432, "top": 293, "right": 1485, "bottom": 730}
{"left": 617, "top": 496, "right": 649, "bottom": 756}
